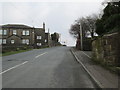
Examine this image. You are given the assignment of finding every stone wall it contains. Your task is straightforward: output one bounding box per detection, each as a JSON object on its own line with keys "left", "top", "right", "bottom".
{"left": 76, "top": 38, "right": 92, "bottom": 51}
{"left": 92, "top": 32, "right": 119, "bottom": 66}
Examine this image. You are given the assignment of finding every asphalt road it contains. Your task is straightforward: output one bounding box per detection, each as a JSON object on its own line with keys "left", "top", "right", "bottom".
{"left": 2, "top": 46, "right": 97, "bottom": 88}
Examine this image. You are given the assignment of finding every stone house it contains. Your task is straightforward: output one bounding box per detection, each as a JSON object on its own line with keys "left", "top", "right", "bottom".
{"left": 45, "top": 32, "right": 52, "bottom": 47}
{"left": 0, "top": 24, "right": 34, "bottom": 46}
{"left": 34, "top": 23, "right": 46, "bottom": 48}
{"left": 0, "top": 23, "right": 49, "bottom": 49}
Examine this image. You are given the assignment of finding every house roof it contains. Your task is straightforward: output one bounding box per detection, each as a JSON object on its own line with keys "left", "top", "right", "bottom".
{"left": 0, "top": 24, "right": 34, "bottom": 29}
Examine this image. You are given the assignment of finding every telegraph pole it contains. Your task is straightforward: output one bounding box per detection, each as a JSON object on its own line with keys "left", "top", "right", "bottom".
{"left": 48, "top": 28, "right": 50, "bottom": 47}
{"left": 75, "top": 20, "right": 83, "bottom": 51}
{"left": 79, "top": 23, "right": 83, "bottom": 51}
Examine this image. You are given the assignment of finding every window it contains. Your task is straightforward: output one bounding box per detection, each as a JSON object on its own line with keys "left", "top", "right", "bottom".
{"left": 13, "top": 30, "right": 17, "bottom": 35}
{"left": 26, "top": 39, "right": 29, "bottom": 45}
{"left": 3, "top": 30, "right": 7, "bottom": 35}
{"left": 26, "top": 31, "right": 29, "bottom": 35}
{"left": 0, "top": 39, "right": 6, "bottom": 44}
{"left": 37, "top": 36, "right": 42, "bottom": 39}
{"left": 22, "top": 39, "right": 26, "bottom": 44}
{"left": 22, "top": 39, "right": 29, "bottom": 45}
{"left": 0, "top": 30, "right": 2, "bottom": 35}
{"left": 22, "top": 30, "right": 29, "bottom": 35}
{"left": 0, "top": 30, "right": 7, "bottom": 35}
{"left": 0, "top": 39, "right": 2, "bottom": 45}
{"left": 37, "top": 43, "right": 41, "bottom": 46}
{"left": 2, "top": 39, "right": 6, "bottom": 44}
{"left": 11, "top": 40, "right": 15, "bottom": 44}
{"left": 22, "top": 31, "right": 26, "bottom": 35}
{"left": 45, "top": 39, "right": 47, "bottom": 42}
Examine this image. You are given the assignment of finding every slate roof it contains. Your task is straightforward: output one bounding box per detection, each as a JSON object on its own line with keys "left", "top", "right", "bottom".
{"left": 0, "top": 24, "right": 34, "bottom": 29}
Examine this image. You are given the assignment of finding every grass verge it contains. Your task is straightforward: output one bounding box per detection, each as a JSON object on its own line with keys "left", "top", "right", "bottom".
{"left": 0, "top": 49, "right": 32, "bottom": 56}
{"left": 91, "top": 57, "right": 120, "bottom": 75}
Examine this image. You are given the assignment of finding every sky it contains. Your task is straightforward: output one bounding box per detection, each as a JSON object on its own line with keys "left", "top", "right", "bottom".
{"left": 0, "top": 0, "right": 105, "bottom": 46}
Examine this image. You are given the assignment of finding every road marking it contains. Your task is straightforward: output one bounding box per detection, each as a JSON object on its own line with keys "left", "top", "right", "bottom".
{"left": 0, "top": 52, "right": 47, "bottom": 74}
{"left": 82, "top": 51, "right": 91, "bottom": 58}
{"left": 70, "top": 50, "right": 103, "bottom": 88}
{"left": 35, "top": 52, "right": 47, "bottom": 58}
{"left": 0, "top": 61, "right": 28, "bottom": 74}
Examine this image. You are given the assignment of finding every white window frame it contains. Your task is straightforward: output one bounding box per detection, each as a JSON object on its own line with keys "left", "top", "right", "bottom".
{"left": 22, "top": 39, "right": 26, "bottom": 44}
{"left": 22, "top": 39, "right": 29, "bottom": 45}
{"left": 22, "top": 30, "right": 26, "bottom": 35}
{"left": 26, "top": 30, "right": 30, "bottom": 35}
{"left": 37, "top": 36, "right": 42, "bottom": 39}
{"left": 3, "top": 30, "right": 7, "bottom": 35}
{"left": 45, "top": 39, "right": 47, "bottom": 42}
{"left": 2, "top": 39, "right": 6, "bottom": 44}
{"left": 37, "top": 43, "right": 41, "bottom": 46}
{"left": 13, "top": 30, "right": 17, "bottom": 35}
{"left": 0, "top": 30, "right": 2, "bottom": 35}
{"left": 26, "top": 39, "right": 29, "bottom": 45}
{"left": 22, "top": 30, "right": 30, "bottom": 35}
{"left": 11, "top": 40, "right": 15, "bottom": 44}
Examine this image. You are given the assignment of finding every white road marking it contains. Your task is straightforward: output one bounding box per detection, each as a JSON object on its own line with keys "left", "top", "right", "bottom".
{"left": 82, "top": 51, "right": 91, "bottom": 58}
{"left": 71, "top": 50, "right": 103, "bottom": 88}
{"left": 0, "top": 61, "right": 28, "bottom": 74}
{"left": 35, "top": 52, "right": 47, "bottom": 58}
{"left": 0, "top": 52, "right": 47, "bottom": 74}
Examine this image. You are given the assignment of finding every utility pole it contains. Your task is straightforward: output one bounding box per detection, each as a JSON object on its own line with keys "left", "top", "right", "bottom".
{"left": 75, "top": 20, "right": 83, "bottom": 50}
{"left": 79, "top": 23, "right": 83, "bottom": 51}
{"left": 48, "top": 28, "right": 50, "bottom": 47}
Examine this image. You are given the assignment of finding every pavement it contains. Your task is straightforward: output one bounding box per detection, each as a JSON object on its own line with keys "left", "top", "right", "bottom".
{"left": 71, "top": 47, "right": 119, "bottom": 89}
{"left": 2, "top": 46, "right": 99, "bottom": 88}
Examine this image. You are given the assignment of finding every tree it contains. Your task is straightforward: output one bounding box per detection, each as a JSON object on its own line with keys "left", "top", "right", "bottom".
{"left": 51, "top": 32, "right": 59, "bottom": 42}
{"left": 96, "top": 1, "right": 120, "bottom": 35}
{"left": 83, "top": 15, "right": 98, "bottom": 38}
{"left": 69, "top": 23, "right": 80, "bottom": 39}
{"left": 69, "top": 15, "right": 98, "bottom": 39}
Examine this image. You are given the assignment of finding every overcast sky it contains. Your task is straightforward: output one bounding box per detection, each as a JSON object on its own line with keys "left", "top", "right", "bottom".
{"left": 0, "top": 0, "right": 105, "bottom": 46}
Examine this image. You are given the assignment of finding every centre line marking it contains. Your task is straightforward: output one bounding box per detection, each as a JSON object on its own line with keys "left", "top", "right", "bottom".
{"left": 0, "top": 61, "right": 28, "bottom": 75}
{"left": 35, "top": 52, "right": 47, "bottom": 58}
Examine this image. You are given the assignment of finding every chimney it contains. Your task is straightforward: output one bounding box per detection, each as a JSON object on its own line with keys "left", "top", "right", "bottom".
{"left": 43, "top": 22, "right": 45, "bottom": 30}
{"left": 48, "top": 28, "right": 50, "bottom": 33}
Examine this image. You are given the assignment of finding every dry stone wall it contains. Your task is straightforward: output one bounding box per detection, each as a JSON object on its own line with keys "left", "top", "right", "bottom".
{"left": 92, "top": 32, "right": 119, "bottom": 66}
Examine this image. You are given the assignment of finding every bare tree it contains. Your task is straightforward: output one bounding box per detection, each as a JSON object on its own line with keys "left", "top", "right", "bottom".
{"left": 69, "top": 14, "right": 98, "bottom": 39}
{"left": 69, "top": 23, "right": 80, "bottom": 39}
{"left": 78, "top": 15, "right": 98, "bottom": 38}
{"left": 85, "top": 15, "right": 98, "bottom": 38}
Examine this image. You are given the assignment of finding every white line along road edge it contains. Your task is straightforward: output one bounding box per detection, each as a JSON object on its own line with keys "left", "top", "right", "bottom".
{"left": 35, "top": 52, "right": 47, "bottom": 58}
{"left": 70, "top": 49, "right": 104, "bottom": 88}
{"left": 82, "top": 51, "right": 91, "bottom": 58}
{"left": 0, "top": 61, "right": 28, "bottom": 75}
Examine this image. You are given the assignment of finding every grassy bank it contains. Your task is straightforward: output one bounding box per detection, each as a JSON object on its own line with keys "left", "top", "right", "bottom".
{"left": 92, "top": 57, "right": 120, "bottom": 75}
{"left": 0, "top": 49, "right": 32, "bottom": 56}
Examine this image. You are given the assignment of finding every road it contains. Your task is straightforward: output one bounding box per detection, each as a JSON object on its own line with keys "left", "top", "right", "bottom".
{"left": 2, "top": 46, "right": 97, "bottom": 88}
